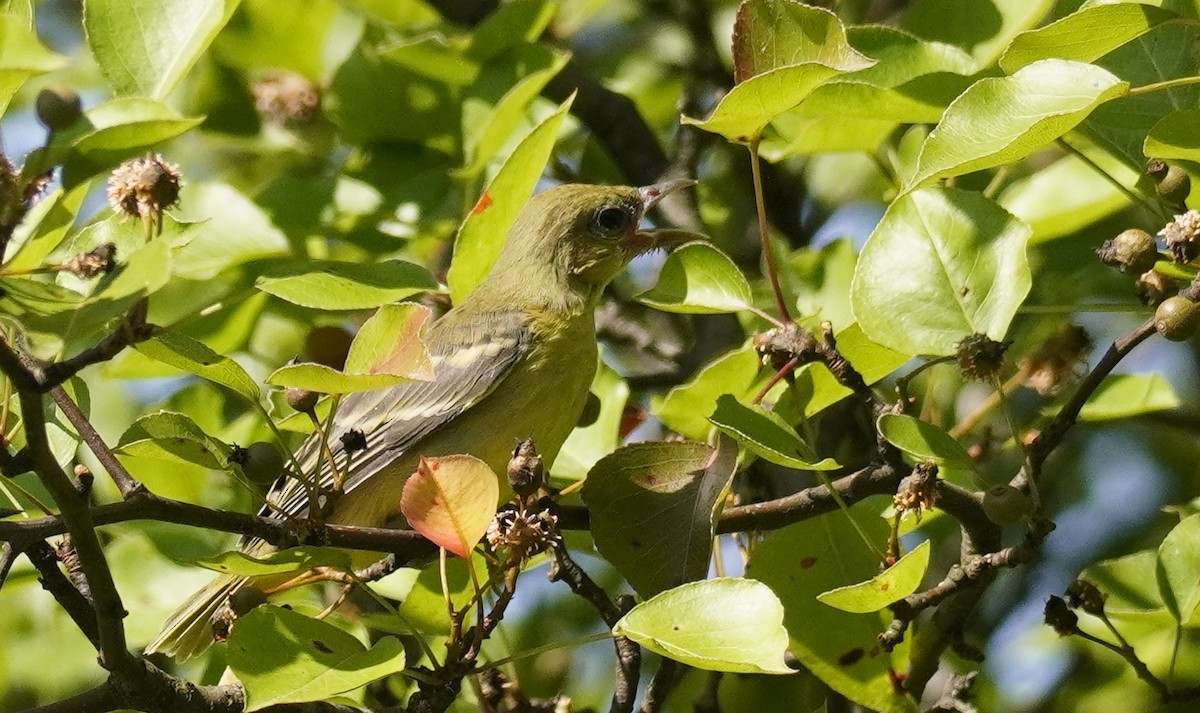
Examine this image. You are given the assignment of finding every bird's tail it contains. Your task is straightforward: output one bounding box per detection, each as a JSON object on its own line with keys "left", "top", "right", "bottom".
{"left": 145, "top": 573, "right": 245, "bottom": 661}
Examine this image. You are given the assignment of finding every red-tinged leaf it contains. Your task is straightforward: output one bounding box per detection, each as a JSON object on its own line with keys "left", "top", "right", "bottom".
{"left": 345, "top": 303, "right": 435, "bottom": 381}
{"left": 471, "top": 190, "right": 494, "bottom": 215}
{"left": 401, "top": 455, "right": 499, "bottom": 557}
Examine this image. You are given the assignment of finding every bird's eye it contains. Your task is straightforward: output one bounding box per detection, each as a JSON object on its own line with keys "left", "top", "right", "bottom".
{"left": 593, "top": 206, "right": 629, "bottom": 235}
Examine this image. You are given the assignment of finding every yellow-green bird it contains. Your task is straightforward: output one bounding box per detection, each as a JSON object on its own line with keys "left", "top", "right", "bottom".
{"left": 147, "top": 180, "right": 696, "bottom": 659}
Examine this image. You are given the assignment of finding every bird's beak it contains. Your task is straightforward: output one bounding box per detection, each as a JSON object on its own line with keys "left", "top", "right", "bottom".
{"left": 627, "top": 178, "right": 704, "bottom": 254}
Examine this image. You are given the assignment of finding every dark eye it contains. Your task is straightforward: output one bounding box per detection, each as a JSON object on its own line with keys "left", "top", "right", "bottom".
{"left": 593, "top": 206, "right": 629, "bottom": 235}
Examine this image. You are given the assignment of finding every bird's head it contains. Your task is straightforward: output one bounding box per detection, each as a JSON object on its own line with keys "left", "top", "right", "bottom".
{"left": 483, "top": 180, "right": 698, "bottom": 310}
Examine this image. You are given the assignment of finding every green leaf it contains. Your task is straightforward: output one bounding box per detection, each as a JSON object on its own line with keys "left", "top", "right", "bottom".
{"left": 554, "top": 362, "right": 629, "bottom": 481}
{"left": 84, "top": 0, "right": 239, "bottom": 99}
{"left": 905, "top": 59, "right": 1127, "bottom": 190}
{"left": 398, "top": 554, "right": 487, "bottom": 635}
{"left": 817, "top": 540, "right": 931, "bottom": 613}
{"left": 0, "top": 15, "right": 66, "bottom": 115}
{"left": 265, "top": 363, "right": 410, "bottom": 394}
{"left": 1079, "top": 21, "right": 1200, "bottom": 174}
{"left": 228, "top": 605, "right": 406, "bottom": 711}
{"left": 197, "top": 546, "right": 352, "bottom": 576}
{"left": 446, "top": 94, "right": 573, "bottom": 303}
{"left": 900, "top": 0, "right": 1055, "bottom": 70}
{"left": 613, "top": 578, "right": 792, "bottom": 674}
{"left": 57, "top": 97, "right": 204, "bottom": 186}
{"left": 747, "top": 507, "right": 916, "bottom": 713}
{"left": 1156, "top": 514, "right": 1200, "bottom": 624}
{"left": 683, "top": 63, "right": 866, "bottom": 143}
{"left": 116, "top": 410, "right": 233, "bottom": 469}
{"left": 256, "top": 260, "right": 437, "bottom": 310}
{"left": 344, "top": 303, "right": 434, "bottom": 380}
{"left": 134, "top": 331, "right": 261, "bottom": 404}
{"left": 876, "top": 414, "right": 974, "bottom": 470}
{"left": 1146, "top": 109, "right": 1200, "bottom": 162}
{"left": 656, "top": 346, "right": 763, "bottom": 442}
{"left": 167, "top": 182, "right": 291, "bottom": 280}
{"left": 731, "top": 0, "right": 873, "bottom": 81}
{"left": 708, "top": 394, "right": 839, "bottom": 471}
{"left": 582, "top": 438, "right": 737, "bottom": 597}
{"left": 460, "top": 44, "right": 568, "bottom": 176}
{"left": 400, "top": 455, "right": 499, "bottom": 558}
{"left": 637, "top": 242, "right": 753, "bottom": 314}
{"left": 834, "top": 323, "right": 911, "bottom": 386}
{"left": 1074, "top": 374, "right": 1180, "bottom": 422}
{"left": 998, "top": 153, "right": 1135, "bottom": 243}
{"left": 851, "top": 187, "right": 1032, "bottom": 356}
{"left": 4, "top": 182, "right": 92, "bottom": 271}
{"left": 1000, "top": 2, "right": 1179, "bottom": 73}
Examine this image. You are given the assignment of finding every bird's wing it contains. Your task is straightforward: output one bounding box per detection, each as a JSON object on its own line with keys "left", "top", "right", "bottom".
{"left": 248, "top": 309, "right": 531, "bottom": 539}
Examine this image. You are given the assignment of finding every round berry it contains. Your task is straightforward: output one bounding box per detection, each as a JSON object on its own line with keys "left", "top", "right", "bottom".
{"left": 241, "top": 441, "right": 285, "bottom": 485}
{"left": 285, "top": 387, "right": 319, "bottom": 413}
{"left": 1154, "top": 296, "right": 1200, "bottom": 342}
{"left": 35, "top": 85, "right": 82, "bottom": 132}
{"left": 981, "top": 484, "right": 1032, "bottom": 526}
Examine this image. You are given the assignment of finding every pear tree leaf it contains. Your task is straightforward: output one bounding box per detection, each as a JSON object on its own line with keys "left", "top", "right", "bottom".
{"left": 1156, "top": 513, "right": 1200, "bottom": 624}
{"left": 1074, "top": 374, "right": 1180, "bottom": 422}
{"left": 614, "top": 578, "right": 793, "bottom": 674}
{"left": 134, "top": 331, "right": 261, "bottom": 404}
{"left": 256, "top": 260, "right": 437, "bottom": 310}
{"left": 747, "top": 506, "right": 916, "bottom": 713}
{"left": 85, "top": 0, "right": 239, "bottom": 99}
{"left": 1145, "top": 109, "right": 1200, "bottom": 162}
{"left": 400, "top": 455, "right": 499, "bottom": 557}
{"left": 196, "top": 546, "right": 353, "bottom": 577}
{"left": 817, "top": 540, "right": 931, "bottom": 613}
{"left": 709, "top": 394, "right": 839, "bottom": 471}
{"left": 905, "top": 59, "right": 1127, "bottom": 190}
{"left": 447, "top": 94, "right": 573, "bottom": 303}
{"left": 851, "top": 187, "right": 1032, "bottom": 356}
{"left": 344, "top": 303, "right": 434, "bottom": 380}
{"left": 228, "top": 605, "right": 406, "bottom": 711}
{"left": 1000, "top": 2, "right": 1179, "bottom": 73}
{"left": 265, "top": 363, "right": 410, "bottom": 394}
{"left": 637, "top": 242, "right": 753, "bottom": 314}
{"left": 876, "top": 414, "right": 974, "bottom": 470}
{"left": 582, "top": 438, "right": 737, "bottom": 597}
{"left": 0, "top": 15, "right": 67, "bottom": 115}
{"left": 57, "top": 97, "right": 205, "bottom": 186}
{"left": 116, "top": 410, "right": 234, "bottom": 469}
{"left": 656, "top": 346, "right": 763, "bottom": 442}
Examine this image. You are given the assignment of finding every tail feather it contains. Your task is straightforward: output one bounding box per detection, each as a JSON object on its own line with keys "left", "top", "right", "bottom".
{"left": 145, "top": 574, "right": 244, "bottom": 660}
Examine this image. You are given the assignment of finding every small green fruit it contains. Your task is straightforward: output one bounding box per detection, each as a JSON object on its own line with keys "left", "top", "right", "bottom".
{"left": 981, "top": 484, "right": 1032, "bottom": 526}
{"left": 1156, "top": 164, "right": 1192, "bottom": 208}
{"left": 1096, "top": 229, "right": 1158, "bottom": 275}
{"left": 35, "top": 85, "right": 82, "bottom": 131}
{"left": 241, "top": 441, "right": 285, "bottom": 485}
{"left": 1154, "top": 296, "right": 1200, "bottom": 341}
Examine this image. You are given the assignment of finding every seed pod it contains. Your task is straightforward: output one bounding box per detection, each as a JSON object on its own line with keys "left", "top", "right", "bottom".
{"left": 1154, "top": 295, "right": 1200, "bottom": 341}
{"left": 285, "top": 387, "right": 319, "bottom": 414}
{"left": 955, "top": 333, "right": 1008, "bottom": 382}
{"left": 981, "top": 484, "right": 1032, "bottom": 526}
{"left": 239, "top": 441, "right": 285, "bottom": 485}
{"left": 1148, "top": 160, "right": 1191, "bottom": 208}
{"left": 1044, "top": 595, "right": 1079, "bottom": 636}
{"left": 35, "top": 85, "right": 82, "bottom": 131}
{"left": 506, "top": 438, "right": 544, "bottom": 497}
{"left": 1065, "top": 579, "right": 1106, "bottom": 617}
{"left": 1096, "top": 229, "right": 1158, "bottom": 275}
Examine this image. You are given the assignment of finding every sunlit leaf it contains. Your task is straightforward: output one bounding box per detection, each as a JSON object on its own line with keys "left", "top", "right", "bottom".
{"left": 265, "top": 362, "right": 409, "bottom": 394}
{"left": 817, "top": 540, "right": 931, "bottom": 613}
{"left": 196, "top": 546, "right": 352, "bottom": 576}
{"left": 400, "top": 455, "right": 499, "bottom": 557}
{"left": 1074, "top": 374, "right": 1180, "bottom": 422}
{"left": 116, "top": 410, "right": 233, "bottom": 469}
{"left": 256, "top": 260, "right": 437, "bottom": 310}
{"left": 0, "top": 15, "right": 66, "bottom": 115}
{"left": 1145, "top": 109, "right": 1200, "bottom": 163}
{"left": 344, "top": 303, "right": 434, "bottom": 380}
{"left": 1000, "top": 2, "right": 1178, "bottom": 73}
{"left": 877, "top": 414, "right": 974, "bottom": 470}
{"left": 851, "top": 187, "right": 1031, "bottom": 356}
{"left": 614, "top": 578, "right": 793, "bottom": 674}
{"left": 637, "top": 242, "right": 753, "bottom": 314}
{"left": 1156, "top": 514, "right": 1200, "bottom": 625}
{"left": 709, "top": 394, "right": 839, "bottom": 471}
{"left": 134, "top": 331, "right": 261, "bottom": 404}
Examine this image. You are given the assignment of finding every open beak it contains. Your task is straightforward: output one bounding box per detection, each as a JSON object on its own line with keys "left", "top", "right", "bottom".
{"left": 627, "top": 178, "right": 706, "bottom": 254}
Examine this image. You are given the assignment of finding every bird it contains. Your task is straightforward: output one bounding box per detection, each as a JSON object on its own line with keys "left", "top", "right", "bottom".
{"left": 146, "top": 179, "right": 697, "bottom": 659}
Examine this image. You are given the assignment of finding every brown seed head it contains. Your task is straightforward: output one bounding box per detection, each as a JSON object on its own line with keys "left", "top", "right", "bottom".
{"left": 1162, "top": 210, "right": 1200, "bottom": 263}
{"left": 252, "top": 72, "right": 321, "bottom": 124}
{"left": 955, "top": 333, "right": 1008, "bottom": 382}
{"left": 106, "top": 154, "right": 182, "bottom": 219}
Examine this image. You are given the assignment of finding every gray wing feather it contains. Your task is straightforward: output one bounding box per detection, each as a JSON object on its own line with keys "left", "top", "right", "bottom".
{"left": 243, "top": 310, "right": 529, "bottom": 546}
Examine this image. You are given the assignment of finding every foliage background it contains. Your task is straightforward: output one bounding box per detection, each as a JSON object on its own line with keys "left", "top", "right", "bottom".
{"left": 4, "top": 0, "right": 1200, "bottom": 712}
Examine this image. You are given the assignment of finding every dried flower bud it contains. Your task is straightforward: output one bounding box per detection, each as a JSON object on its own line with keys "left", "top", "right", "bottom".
{"left": 252, "top": 72, "right": 321, "bottom": 124}
{"left": 63, "top": 242, "right": 116, "bottom": 278}
{"left": 1022, "top": 324, "right": 1091, "bottom": 396}
{"left": 507, "top": 438, "right": 544, "bottom": 498}
{"left": 1096, "top": 228, "right": 1158, "bottom": 275}
{"left": 285, "top": 387, "right": 319, "bottom": 414}
{"left": 893, "top": 462, "right": 939, "bottom": 519}
{"left": 1065, "top": 579, "right": 1106, "bottom": 617}
{"left": 955, "top": 333, "right": 1008, "bottom": 382}
{"left": 1161, "top": 210, "right": 1200, "bottom": 263}
{"left": 485, "top": 504, "right": 559, "bottom": 557}
{"left": 340, "top": 428, "right": 367, "bottom": 455}
{"left": 1147, "top": 159, "right": 1191, "bottom": 208}
{"left": 1044, "top": 595, "right": 1079, "bottom": 636}
{"left": 1136, "top": 269, "right": 1178, "bottom": 306}
{"left": 35, "top": 85, "right": 83, "bottom": 132}
{"left": 106, "top": 154, "right": 182, "bottom": 223}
